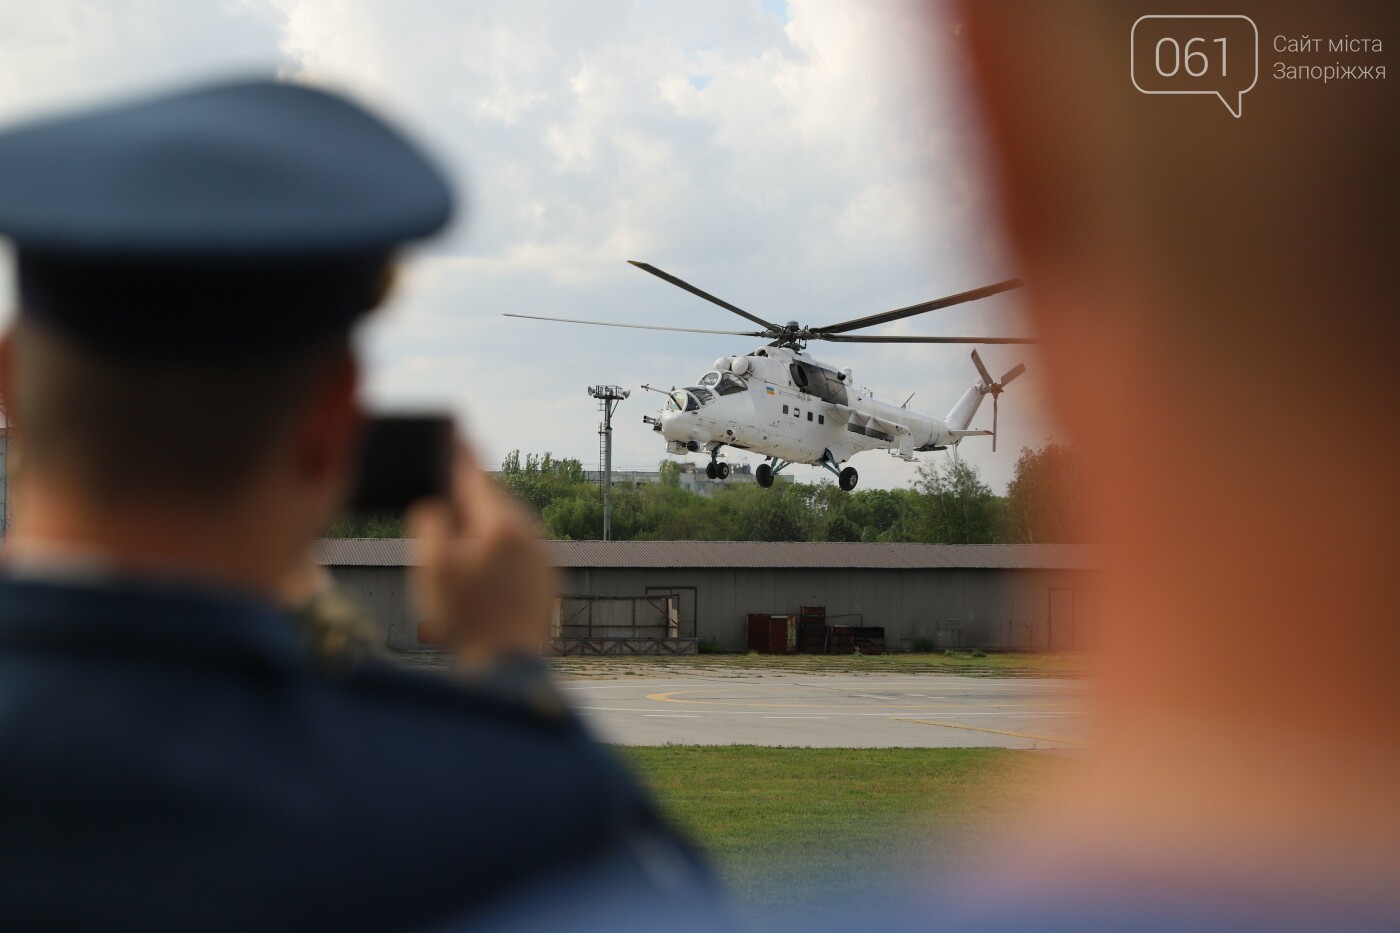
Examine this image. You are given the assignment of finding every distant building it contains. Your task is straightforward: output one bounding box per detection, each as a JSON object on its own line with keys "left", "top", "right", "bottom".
{"left": 318, "top": 539, "right": 1095, "bottom": 653}
{"left": 579, "top": 469, "right": 660, "bottom": 487}
{"left": 581, "top": 462, "right": 793, "bottom": 497}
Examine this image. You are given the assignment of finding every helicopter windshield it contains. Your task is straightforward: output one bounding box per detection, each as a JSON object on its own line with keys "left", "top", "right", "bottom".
{"left": 667, "top": 390, "right": 699, "bottom": 412}
{"left": 700, "top": 371, "right": 748, "bottom": 395}
{"left": 715, "top": 373, "right": 747, "bottom": 395}
{"left": 687, "top": 386, "right": 714, "bottom": 406}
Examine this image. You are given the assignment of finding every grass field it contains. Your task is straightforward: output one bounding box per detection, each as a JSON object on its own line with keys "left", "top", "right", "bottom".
{"left": 549, "top": 651, "right": 1088, "bottom": 680}
{"left": 624, "top": 746, "right": 1070, "bottom": 926}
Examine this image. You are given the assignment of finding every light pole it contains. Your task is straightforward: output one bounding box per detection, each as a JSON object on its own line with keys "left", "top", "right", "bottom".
{"left": 587, "top": 385, "right": 629, "bottom": 541}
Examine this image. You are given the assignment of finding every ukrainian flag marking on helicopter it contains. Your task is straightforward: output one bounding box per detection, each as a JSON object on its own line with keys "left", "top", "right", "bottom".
{"left": 766, "top": 386, "right": 775, "bottom": 395}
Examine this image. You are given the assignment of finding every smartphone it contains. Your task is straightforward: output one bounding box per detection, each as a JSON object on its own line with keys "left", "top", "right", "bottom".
{"left": 347, "top": 414, "right": 455, "bottom": 514}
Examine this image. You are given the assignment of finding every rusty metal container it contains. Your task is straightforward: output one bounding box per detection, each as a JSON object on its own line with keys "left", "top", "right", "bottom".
{"left": 747, "top": 613, "right": 796, "bottom": 654}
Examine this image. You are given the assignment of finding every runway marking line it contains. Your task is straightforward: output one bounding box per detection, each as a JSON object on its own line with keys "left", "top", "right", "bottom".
{"left": 574, "top": 700, "right": 1075, "bottom": 714}
{"left": 643, "top": 689, "right": 1078, "bottom": 712}
{"left": 893, "top": 718, "right": 1086, "bottom": 746}
{"left": 561, "top": 679, "right": 1071, "bottom": 691}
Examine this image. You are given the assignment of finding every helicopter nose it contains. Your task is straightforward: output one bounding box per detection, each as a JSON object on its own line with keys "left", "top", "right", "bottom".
{"left": 659, "top": 411, "right": 692, "bottom": 442}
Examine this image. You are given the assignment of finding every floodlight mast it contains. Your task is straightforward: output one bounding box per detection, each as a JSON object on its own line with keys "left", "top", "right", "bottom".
{"left": 587, "top": 385, "right": 630, "bottom": 541}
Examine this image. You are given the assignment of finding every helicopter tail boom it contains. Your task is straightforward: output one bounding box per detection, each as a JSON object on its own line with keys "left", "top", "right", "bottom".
{"left": 946, "top": 384, "right": 986, "bottom": 431}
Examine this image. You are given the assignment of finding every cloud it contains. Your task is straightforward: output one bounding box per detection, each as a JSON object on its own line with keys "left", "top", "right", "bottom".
{"left": 0, "top": 1, "right": 287, "bottom": 122}
{"left": 0, "top": 0, "right": 1058, "bottom": 491}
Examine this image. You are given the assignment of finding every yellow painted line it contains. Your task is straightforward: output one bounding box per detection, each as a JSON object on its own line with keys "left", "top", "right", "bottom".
{"left": 893, "top": 718, "right": 1086, "bottom": 746}
{"left": 644, "top": 690, "right": 1079, "bottom": 712}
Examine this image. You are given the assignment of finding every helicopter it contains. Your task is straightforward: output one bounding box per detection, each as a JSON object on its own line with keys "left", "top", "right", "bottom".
{"left": 506, "top": 261, "right": 1035, "bottom": 491}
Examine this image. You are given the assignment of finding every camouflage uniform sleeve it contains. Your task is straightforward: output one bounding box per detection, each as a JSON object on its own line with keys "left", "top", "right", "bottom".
{"left": 287, "top": 585, "right": 383, "bottom": 669}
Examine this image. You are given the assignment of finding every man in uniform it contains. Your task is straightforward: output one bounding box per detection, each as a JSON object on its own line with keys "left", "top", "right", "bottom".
{"left": 0, "top": 80, "right": 722, "bottom": 930}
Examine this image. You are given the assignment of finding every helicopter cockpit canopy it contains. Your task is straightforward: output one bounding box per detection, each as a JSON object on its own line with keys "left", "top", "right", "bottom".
{"left": 666, "top": 386, "right": 715, "bottom": 411}
{"left": 698, "top": 371, "right": 748, "bottom": 395}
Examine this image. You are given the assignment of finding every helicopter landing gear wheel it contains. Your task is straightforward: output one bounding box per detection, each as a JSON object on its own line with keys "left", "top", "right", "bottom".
{"left": 838, "top": 466, "right": 859, "bottom": 492}
{"left": 717, "top": 462, "right": 730, "bottom": 480}
{"left": 705, "top": 461, "right": 718, "bottom": 480}
{"left": 755, "top": 462, "right": 774, "bottom": 488}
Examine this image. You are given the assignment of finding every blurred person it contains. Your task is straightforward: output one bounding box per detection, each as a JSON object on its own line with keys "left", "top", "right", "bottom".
{"left": 852, "top": 1, "right": 1395, "bottom": 930}
{"left": 0, "top": 81, "right": 720, "bottom": 931}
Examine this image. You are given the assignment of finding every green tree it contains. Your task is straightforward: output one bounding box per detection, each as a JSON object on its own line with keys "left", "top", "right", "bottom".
{"left": 1006, "top": 443, "right": 1085, "bottom": 543}
{"left": 847, "top": 487, "right": 921, "bottom": 542}
{"left": 541, "top": 494, "right": 603, "bottom": 540}
{"left": 824, "top": 513, "right": 861, "bottom": 542}
{"left": 498, "top": 450, "right": 589, "bottom": 516}
{"left": 912, "top": 458, "right": 1002, "bottom": 543}
{"left": 658, "top": 459, "right": 681, "bottom": 488}
{"left": 324, "top": 512, "right": 406, "bottom": 538}
{"left": 328, "top": 449, "right": 1041, "bottom": 545}
{"left": 723, "top": 483, "right": 813, "bottom": 541}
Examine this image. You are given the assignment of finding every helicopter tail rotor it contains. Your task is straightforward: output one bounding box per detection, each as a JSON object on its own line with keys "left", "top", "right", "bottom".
{"left": 971, "top": 349, "right": 995, "bottom": 388}
{"left": 970, "top": 351, "right": 1026, "bottom": 453}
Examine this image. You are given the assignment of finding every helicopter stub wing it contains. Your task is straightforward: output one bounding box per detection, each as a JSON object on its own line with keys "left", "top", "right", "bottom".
{"left": 835, "top": 407, "right": 909, "bottom": 445}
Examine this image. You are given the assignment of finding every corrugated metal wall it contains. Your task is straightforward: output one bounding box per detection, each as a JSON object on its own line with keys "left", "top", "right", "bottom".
{"left": 328, "top": 566, "right": 421, "bottom": 652}
{"left": 329, "top": 564, "right": 1095, "bottom": 652}
{"left": 556, "top": 566, "right": 1093, "bottom": 650}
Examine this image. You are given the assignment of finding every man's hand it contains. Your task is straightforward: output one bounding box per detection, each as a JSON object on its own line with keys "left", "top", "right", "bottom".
{"left": 407, "top": 447, "right": 556, "bottom": 665}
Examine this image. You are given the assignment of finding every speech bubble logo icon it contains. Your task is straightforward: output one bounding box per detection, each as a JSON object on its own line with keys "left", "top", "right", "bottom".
{"left": 1131, "top": 15, "right": 1258, "bottom": 118}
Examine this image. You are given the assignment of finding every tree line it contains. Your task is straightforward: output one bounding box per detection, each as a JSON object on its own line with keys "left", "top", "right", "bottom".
{"left": 329, "top": 443, "right": 1085, "bottom": 544}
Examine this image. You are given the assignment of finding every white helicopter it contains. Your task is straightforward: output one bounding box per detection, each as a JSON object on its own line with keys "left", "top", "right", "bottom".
{"left": 506, "top": 262, "right": 1034, "bottom": 491}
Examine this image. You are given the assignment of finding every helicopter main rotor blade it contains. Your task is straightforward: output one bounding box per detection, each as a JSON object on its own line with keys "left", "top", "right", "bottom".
{"left": 812, "top": 278, "right": 1024, "bottom": 336}
{"left": 503, "top": 313, "right": 766, "bottom": 338}
{"left": 819, "top": 334, "right": 1038, "bottom": 345}
{"left": 628, "top": 261, "right": 784, "bottom": 333}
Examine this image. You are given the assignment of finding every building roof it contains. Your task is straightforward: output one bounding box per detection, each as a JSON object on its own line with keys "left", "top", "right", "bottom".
{"left": 316, "top": 538, "right": 1094, "bottom": 571}
{"left": 317, "top": 537, "right": 420, "bottom": 567}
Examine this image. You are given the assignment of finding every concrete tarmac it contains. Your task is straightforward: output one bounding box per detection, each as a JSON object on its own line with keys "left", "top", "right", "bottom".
{"left": 558, "top": 671, "right": 1090, "bottom": 749}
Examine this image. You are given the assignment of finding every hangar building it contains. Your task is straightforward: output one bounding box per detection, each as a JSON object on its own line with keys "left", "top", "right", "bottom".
{"left": 317, "top": 539, "right": 1095, "bottom": 653}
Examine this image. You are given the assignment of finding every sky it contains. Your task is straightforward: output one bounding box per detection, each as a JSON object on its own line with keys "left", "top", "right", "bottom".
{"left": 0, "top": 0, "right": 1061, "bottom": 492}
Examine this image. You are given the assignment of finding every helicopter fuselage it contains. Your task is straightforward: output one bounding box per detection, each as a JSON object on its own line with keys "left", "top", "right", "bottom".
{"left": 652, "top": 344, "right": 986, "bottom": 475}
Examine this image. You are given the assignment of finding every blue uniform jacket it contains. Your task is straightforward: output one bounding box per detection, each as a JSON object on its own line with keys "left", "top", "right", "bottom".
{"left": 0, "top": 576, "right": 713, "bottom": 930}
